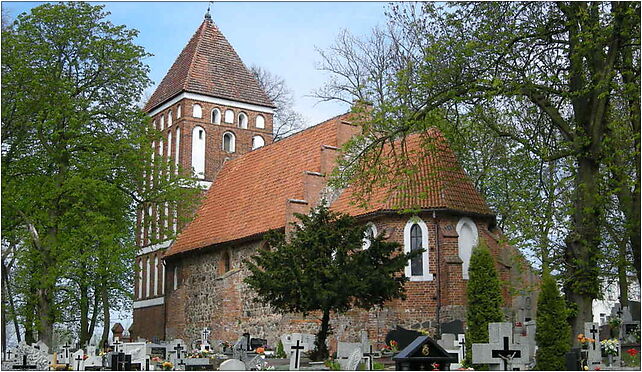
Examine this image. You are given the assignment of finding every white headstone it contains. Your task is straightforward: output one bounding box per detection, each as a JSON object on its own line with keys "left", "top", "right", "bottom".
{"left": 200, "top": 327, "right": 212, "bottom": 351}
{"left": 472, "top": 322, "right": 529, "bottom": 371}
{"left": 220, "top": 358, "right": 246, "bottom": 370}
{"left": 337, "top": 342, "right": 362, "bottom": 359}
{"left": 288, "top": 339, "right": 305, "bottom": 370}
{"left": 584, "top": 322, "right": 602, "bottom": 368}
{"left": 72, "top": 349, "right": 85, "bottom": 371}
{"left": 343, "top": 348, "right": 363, "bottom": 371}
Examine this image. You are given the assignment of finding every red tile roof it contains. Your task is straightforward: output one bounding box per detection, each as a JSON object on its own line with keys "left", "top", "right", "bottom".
{"left": 165, "top": 117, "right": 493, "bottom": 258}
{"left": 330, "top": 129, "right": 493, "bottom": 217}
{"left": 165, "top": 113, "right": 348, "bottom": 257}
{"left": 143, "top": 18, "right": 274, "bottom": 112}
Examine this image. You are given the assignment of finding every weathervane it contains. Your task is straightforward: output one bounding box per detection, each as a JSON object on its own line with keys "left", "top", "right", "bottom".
{"left": 205, "top": 1, "right": 213, "bottom": 20}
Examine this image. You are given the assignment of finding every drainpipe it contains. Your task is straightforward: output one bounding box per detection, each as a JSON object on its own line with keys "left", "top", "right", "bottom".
{"left": 434, "top": 210, "right": 442, "bottom": 337}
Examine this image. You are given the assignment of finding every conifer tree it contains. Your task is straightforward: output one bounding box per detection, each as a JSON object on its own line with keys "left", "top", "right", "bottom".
{"left": 464, "top": 241, "right": 504, "bottom": 367}
{"left": 535, "top": 273, "right": 571, "bottom": 370}
{"left": 244, "top": 204, "right": 420, "bottom": 361}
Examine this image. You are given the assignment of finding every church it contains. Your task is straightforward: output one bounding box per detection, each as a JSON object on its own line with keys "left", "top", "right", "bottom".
{"left": 129, "top": 14, "right": 538, "bottom": 349}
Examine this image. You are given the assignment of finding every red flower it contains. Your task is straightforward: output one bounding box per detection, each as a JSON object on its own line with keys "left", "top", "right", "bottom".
{"left": 626, "top": 348, "right": 639, "bottom": 357}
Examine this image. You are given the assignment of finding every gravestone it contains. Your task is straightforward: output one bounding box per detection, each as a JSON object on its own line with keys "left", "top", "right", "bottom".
{"left": 289, "top": 339, "right": 305, "bottom": 370}
{"left": 340, "top": 348, "right": 363, "bottom": 371}
{"left": 166, "top": 339, "right": 186, "bottom": 366}
{"left": 13, "top": 342, "right": 50, "bottom": 370}
{"left": 72, "top": 349, "right": 85, "bottom": 371}
{"left": 362, "top": 345, "right": 376, "bottom": 371}
{"left": 584, "top": 322, "right": 601, "bottom": 368}
{"left": 471, "top": 322, "right": 528, "bottom": 371}
{"left": 220, "top": 358, "right": 246, "bottom": 370}
{"left": 60, "top": 342, "right": 72, "bottom": 365}
{"left": 281, "top": 333, "right": 315, "bottom": 355}
{"left": 121, "top": 341, "right": 147, "bottom": 370}
{"left": 385, "top": 326, "right": 423, "bottom": 352}
{"left": 440, "top": 320, "right": 465, "bottom": 335}
{"left": 200, "top": 327, "right": 211, "bottom": 352}
{"left": 337, "top": 342, "right": 362, "bottom": 359}
{"left": 437, "top": 333, "right": 462, "bottom": 367}
{"left": 32, "top": 341, "right": 49, "bottom": 354}
{"left": 392, "top": 335, "right": 457, "bottom": 371}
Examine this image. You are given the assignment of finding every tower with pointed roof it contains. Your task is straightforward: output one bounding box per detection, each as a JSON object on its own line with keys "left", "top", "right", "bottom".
{"left": 130, "top": 14, "right": 275, "bottom": 341}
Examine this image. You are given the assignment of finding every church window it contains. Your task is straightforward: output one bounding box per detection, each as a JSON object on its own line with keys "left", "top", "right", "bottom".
{"left": 161, "top": 261, "right": 165, "bottom": 295}
{"left": 145, "top": 257, "right": 151, "bottom": 298}
{"left": 403, "top": 217, "right": 432, "bottom": 281}
{"left": 147, "top": 205, "right": 153, "bottom": 243}
{"left": 224, "top": 109, "right": 234, "bottom": 123}
{"left": 238, "top": 112, "right": 248, "bottom": 129}
{"left": 174, "top": 128, "right": 180, "bottom": 174}
{"left": 164, "top": 202, "right": 169, "bottom": 232}
{"left": 177, "top": 105, "right": 181, "bottom": 118}
{"left": 168, "top": 110, "right": 173, "bottom": 127}
{"left": 137, "top": 259, "right": 143, "bottom": 299}
{"left": 167, "top": 131, "right": 173, "bottom": 160}
{"left": 256, "top": 114, "right": 265, "bottom": 129}
{"left": 223, "top": 132, "right": 236, "bottom": 153}
{"left": 212, "top": 108, "right": 221, "bottom": 124}
{"left": 160, "top": 115, "right": 165, "bottom": 130}
{"left": 251, "top": 135, "right": 265, "bottom": 150}
{"left": 154, "top": 255, "right": 159, "bottom": 296}
{"left": 159, "top": 140, "right": 164, "bottom": 157}
{"left": 191, "top": 126, "right": 206, "bottom": 179}
{"left": 362, "top": 222, "right": 378, "bottom": 250}
{"left": 456, "top": 217, "right": 478, "bottom": 280}
{"left": 173, "top": 265, "right": 179, "bottom": 290}
{"left": 173, "top": 207, "right": 178, "bottom": 234}
{"left": 193, "top": 103, "right": 203, "bottom": 118}
{"left": 139, "top": 209, "right": 145, "bottom": 245}
{"left": 219, "top": 251, "right": 231, "bottom": 275}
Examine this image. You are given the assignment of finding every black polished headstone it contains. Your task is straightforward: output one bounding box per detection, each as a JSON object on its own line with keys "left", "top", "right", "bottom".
{"left": 385, "top": 326, "right": 423, "bottom": 351}
{"left": 392, "top": 335, "right": 457, "bottom": 371}
{"left": 565, "top": 348, "right": 581, "bottom": 371}
{"left": 250, "top": 338, "right": 267, "bottom": 350}
{"left": 440, "top": 320, "right": 464, "bottom": 335}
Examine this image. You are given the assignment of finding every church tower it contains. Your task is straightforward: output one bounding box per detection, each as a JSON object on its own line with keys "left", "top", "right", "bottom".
{"left": 130, "top": 12, "right": 275, "bottom": 341}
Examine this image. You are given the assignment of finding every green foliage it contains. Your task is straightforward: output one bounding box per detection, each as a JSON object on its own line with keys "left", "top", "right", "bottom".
{"left": 244, "top": 204, "right": 420, "bottom": 360}
{"left": 324, "top": 360, "right": 342, "bottom": 370}
{"left": 1, "top": 2, "right": 200, "bottom": 345}
{"left": 275, "top": 340, "right": 286, "bottom": 359}
{"left": 535, "top": 273, "right": 571, "bottom": 371}
{"left": 464, "top": 241, "right": 504, "bottom": 367}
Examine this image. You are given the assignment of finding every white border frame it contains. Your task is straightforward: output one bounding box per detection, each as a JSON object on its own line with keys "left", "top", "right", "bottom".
{"left": 404, "top": 217, "right": 433, "bottom": 281}
{"left": 456, "top": 217, "right": 479, "bottom": 280}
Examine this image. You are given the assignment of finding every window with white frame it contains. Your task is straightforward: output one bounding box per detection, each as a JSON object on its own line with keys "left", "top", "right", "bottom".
{"left": 160, "top": 115, "right": 165, "bottom": 130}
{"left": 363, "top": 222, "right": 378, "bottom": 249}
{"left": 251, "top": 135, "right": 265, "bottom": 150}
{"left": 191, "top": 126, "right": 206, "bottom": 179}
{"left": 138, "top": 259, "right": 143, "bottom": 299}
{"left": 238, "top": 112, "right": 248, "bottom": 129}
{"left": 173, "top": 265, "right": 179, "bottom": 290}
{"left": 223, "top": 132, "right": 236, "bottom": 153}
{"left": 154, "top": 255, "right": 159, "bottom": 296}
{"left": 224, "top": 109, "right": 234, "bottom": 123}
{"left": 193, "top": 103, "right": 202, "bottom": 118}
{"left": 174, "top": 127, "right": 180, "bottom": 174}
{"left": 456, "top": 217, "right": 478, "bottom": 280}
{"left": 212, "top": 108, "right": 221, "bottom": 124}
{"left": 161, "top": 261, "right": 165, "bottom": 294}
{"left": 168, "top": 110, "right": 173, "bottom": 127}
{"left": 145, "top": 257, "right": 151, "bottom": 297}
{"left": 256, "top": 114, "right": 265, "bottom": 129}
{"left": 167, "top": 131, "right": 173, "bottom": 160}
{"left": 177, "top": 104, "right": 182, "bottom": 118}
{"left": 403, "top": 217, "right": 432, "bottom": 281}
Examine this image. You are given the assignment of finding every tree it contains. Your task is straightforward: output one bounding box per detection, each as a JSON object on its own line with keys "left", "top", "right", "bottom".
{"left": 244, "top": 204, "right": 420, "bottom": 360}
{"left": 464, "top": 241, "right": 504, "bottom": 367}
{"left": 250, "top": 65, "right": 306, "bottom": 141}
{"left": 317, "top": 2, "right": 640, "bottom": 341}
{"left": 1, "top": 2, "right": 200, "bottom": 346}
{"left": 535, "top": 273, "right": 572, "bottom": 370}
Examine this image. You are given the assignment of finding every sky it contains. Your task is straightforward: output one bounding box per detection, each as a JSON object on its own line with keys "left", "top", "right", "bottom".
{"left": 2, "top": 1, "right": 391, "bottom": 126}
{"left": 1, "top": 0, "right": 390, "bottom": 341}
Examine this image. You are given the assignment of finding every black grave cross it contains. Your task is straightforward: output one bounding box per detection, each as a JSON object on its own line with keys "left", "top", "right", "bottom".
{"left": 173, "top": 343, "right": 184, "bottom": 359}
{"left": 62, "top": 343, "right": 71, "bottom": 362}
{"left": 75, "top": 353, "right": 84, "bottom": 370}
{"left": 4, "top": 349, "right": 13, "bottom": 361}
{"left": 491, "top": 337, "right": 521, "bottom": 371}
{"left": 589, "top": 324, "right": 599, "bottom": 351}
{"left": 112, "top": 339, "right": 122, "bottom": 354}
{"left": 13, "top": 355, "right": 37, "bottom": 370}
{"left": 362, "top": 345, "right": 374, "bottom": 371}
{"left": 290, "top": 339, "right": 305, "bottom": 370}
{"left": 458, "top": 337, "right": 466, "bottom": 361}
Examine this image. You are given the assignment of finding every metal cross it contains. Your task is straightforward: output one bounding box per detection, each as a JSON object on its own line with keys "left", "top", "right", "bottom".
{"left": 75, "top": 353, "right": 84, "bottom": 370}
{"left": 4, "top": 349, "right": 13, "bottom": 361}
{"left": 458, "top": 337, "right": 466, "bottom": 359}
{"left": 173, "top": 343, "right": 184, "bottom": 359}
{"left": 112, "top": 339, "right": 122, "bottom": 354}
{"left": 362, "top": 345, "right": 374, "bottom": 371}
{"left": 290, "top": 339, "right": 305, "bottom": 370}
{"left": 62, "top": 343, "right": 71, "bottom": 361}
{"left": 589, "top": 324, "right": 599, "bottom": 350}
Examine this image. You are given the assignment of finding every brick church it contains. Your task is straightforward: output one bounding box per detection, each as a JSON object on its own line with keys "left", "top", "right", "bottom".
{"left": 129, "top": 14, "right": 539, "bottom": 348}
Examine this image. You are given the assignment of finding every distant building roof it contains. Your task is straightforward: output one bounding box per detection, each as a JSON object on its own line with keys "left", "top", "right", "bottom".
{"left": 143, "top": 18, "right": 274, "bottom": 112}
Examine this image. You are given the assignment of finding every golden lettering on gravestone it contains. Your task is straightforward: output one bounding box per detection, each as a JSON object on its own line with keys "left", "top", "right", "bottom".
{"left": 422, "top": 344, "right": 430, "bottom": 356}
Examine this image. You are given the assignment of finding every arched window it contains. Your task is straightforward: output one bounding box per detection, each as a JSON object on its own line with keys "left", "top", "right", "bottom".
{"left": 224, "top": 109, "right": 234, "bottom": 123}
{"left": 147, "top": 205, "right": 153, "bottom": 241}
{"left": 161, "top": 261, "right": 166, "bottom": 294}
{"left": 193, "top": 104, "right": 202, "bottom": 118}
{"left": 173, "top": 265, "right": 179, "bottom": 290}
{"left": 177, "top": 104, "right": 182, "bottom": 118}
{"left": 160, "top": 115, "right": 165, "bottom": 130}
{"left": 191, "top": 126, "right": 206, "bottom": 179}
{"left": 219, "top": 251, "right": 231, "bottom": 275}
{"left": 363, "top": 222, "right": 378, "bottom": 249}
{"left": 255, "top": 114, "right": 265, "bottom": 129}
{"left": 138, "top": 259, "right": 143, "bottom": 299}
{"left": 168, "top": 111, "right": 173, "bottom": 127}
{"left": 223, "top": 132, "right": 236, "bottom": 153}
{"left": 251, "top": 135, "right": 265, "bottom": 150}
{"left": 159, "top": 140, "right": 163, "bottom": 157}
{"left": 238, "top": 112, "right": 248, "bottom": 129}
{"left": 154, "top": 255, "right": 159, "bottom": 296}
{"left": 212, "top": 108, "right": 221, "bottom": 124}
{"left": 456, "top": 217, "right": 478, "bottom": 280}
{"left": 145, "top": 257, "right": 151, "bottom": 298}
{"left": 403, "top": 217, "right": 432, "bottom": 281}
{"left": 167, "top": 131, "right": 173, "bottom": 160}
{"left": 174, "top": 127, "right": 180, "bottom": 174}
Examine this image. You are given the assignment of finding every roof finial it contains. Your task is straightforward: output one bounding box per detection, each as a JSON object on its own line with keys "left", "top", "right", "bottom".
{"left": 205, "top": 1, "right": 213, "bottom": 21}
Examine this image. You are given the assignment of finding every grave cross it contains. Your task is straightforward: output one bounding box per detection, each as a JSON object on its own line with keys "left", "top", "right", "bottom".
{"left": 112, "top": 339, "right": 122, "bottom": 354}
{"left": 62, "top": 343, "right": 71, "bottom": 362}
{"left": 15, "top": 355, "right": 37, "bottom": 370}
{"left": 201, "top": 328, "right": 211, "bottom": 350}
{"left": 4, "top": 349, "right": 13, "bottom": 361}
{"left": 589, "top": 325, "right": 599, "bottom": 351}
{"left": 290, "top": 339, "right": 305, "bottom": 370}
{"left": 173, "top": 343, "right": 184, "bottom": 359}
{"left": 458, "top": 338, "right": 466, "bottom": 358}
{"left": 362, "top": 345, "right": 374, "bottom": 371}
{"left": 491, "top": 337, "right": 521, "bottom": 371}
{"left": 75, "top": 354, "right": 84, "bottom": 370}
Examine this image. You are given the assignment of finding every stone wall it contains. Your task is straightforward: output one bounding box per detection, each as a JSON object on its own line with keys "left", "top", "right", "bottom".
{"left": 164, "top": 211, "right": 527, "bottom": 351}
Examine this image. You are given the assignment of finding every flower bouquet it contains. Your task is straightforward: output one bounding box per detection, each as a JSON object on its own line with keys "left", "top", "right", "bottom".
{"left": 577, "top": 334, "right": 596, "bottom": 349}
{"left": 162, "top": 361, "right": 174, "bottom": 371}
{"left": 601, "top": 339, "right": 619, "bottom": 356}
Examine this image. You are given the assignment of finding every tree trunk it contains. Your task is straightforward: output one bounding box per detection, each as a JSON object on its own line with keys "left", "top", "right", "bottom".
{"left": 79, "top": 283, "right": 89, "bottom": 347}
{"left": 37, "top": 287, "right": 54, "bottom": 347}
{"left": 311, "top": 309, "right": 331, "bottom": 361}
{"left": 617, "top": 238, "right": 629, "bottom": 308}
{"left": 100, "top": 285, "right": 110, "bottom": 351}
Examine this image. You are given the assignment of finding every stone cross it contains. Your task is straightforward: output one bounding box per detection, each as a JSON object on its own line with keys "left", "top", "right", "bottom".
{"left": 362, "top": 345, "right": 374, "bottom": 371}
{"left": 173, "top": 342, "right": 184, "bottom": 359}
{"left": 201, "top": 327, "right": 211, "bottom": 351}
{"left": 289, "top": 339, "right": 304, "bottom": 370}
{"left": 491, "top": 337, "right": 521, "bottom": 371}
{"left": 4, "top": 349, "right": 13, "bottom": 361}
